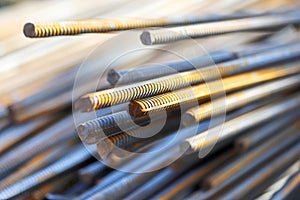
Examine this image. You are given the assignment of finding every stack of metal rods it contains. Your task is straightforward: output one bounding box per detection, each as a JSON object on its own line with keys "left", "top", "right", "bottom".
{"left": 0, "top": 0, "right": 300, "bottom": 199}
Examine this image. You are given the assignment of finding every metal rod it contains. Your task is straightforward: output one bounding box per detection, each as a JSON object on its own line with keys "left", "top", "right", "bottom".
{"left": 183, "top": 74, "right": 300, "bottom": 126}
{"left": 78, "top": 161, "right": 108, "bottom": 183}
{"left": 0, "top": 114, "right": 59, "bottom": 155}
{"left": 23, "top": 10, "right": 278, "bottom": 38}
{"left": 181, "top": 93, "right": 300, "bottom": 153}
{"left": 0, "top": 115, "right": 76, "bottom": 178}
{"left": 217, "top": 141, "right": 300, "bottom": 200}
{"left": 129, "top": 65, "right": 300, "bottom": 117}
{"left": 76, "top": 43, "right": 300, "bottom": 112}
{"left": 271, "top": 170, "right": 300, "bottom": 200}
{"left": 107, "top": 40, "right": 297, "bottom": 85}
{"left": 107, "top": 51, "right": 236, "bottom": 85}
{"left": 0, "top": 145, "right": 91, "bottom": 199}
{"left": 140, "top": 13, "right": 300, "bottom": 45}
{"left": 149, "top": 148, "right": 238, "bottom": 199}
{"left": 235, "top": 109, "right": 300, "bottom": 151}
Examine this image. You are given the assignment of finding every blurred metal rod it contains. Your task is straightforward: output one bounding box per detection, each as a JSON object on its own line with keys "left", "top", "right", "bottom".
{"left": 200, "top": 121, "right": 300, "bottom": 196}
{"left": 140, "top": 13, "right": 300, "bottom": 45}
{"left": 23, "top": 10, "right": 280, "bottom": 38}
{"left": 124, "top": 153, "right": 205, "bottom": 200}
{"left": 0, "top": 142, "right": 72, "bottom": 190}
{"left": 0, "top": 115, "right": 76, "bottom": 178}
{"left": 149, "top": 148, "right": 238, "bottom": 200}
{"left": 76, "top": 43, "right": 300, "bottom": 112}
{"left": 0, "top": 145, "right": 91, "bottom": 199}
{"left": 183, "top": 74, "right": 300, "bottom": 126}
{"left": 78, "top": 161, "right": 108, "bottom": 183}
{"left": 130, "top": 65, "right": 300, "bottom": 117}
{"left": 235, "top": 109, "right": 300, "bottom": 151}
{"left": 108, "top": 40, "right": 297, "bottom": 85}
{"left": 271, "top": 170, "right": 300, "bottom": 200}
{"left": 0, "top": 115, "right": 58, "bottom": 155}
{"left": 107, "top": 51, "right": 236, "bottom": 85}
{"left": 77, "top": 99, "right": 270, "bottom": 199}
{"left": 181, "top": 93, "right": 300, "bottom": 154}
{"left": 217, "top": 141, "right": 300, "bottom": 200}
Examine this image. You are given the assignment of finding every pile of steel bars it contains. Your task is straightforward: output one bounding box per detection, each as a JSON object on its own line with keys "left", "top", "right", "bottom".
{"left": 0, "top": 0, "right": 300, "bottom": 200}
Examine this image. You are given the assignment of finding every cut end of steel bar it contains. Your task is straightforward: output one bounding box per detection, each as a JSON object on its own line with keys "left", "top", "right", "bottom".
{"left": 74, "top": 97, "right": 94, "bottom": 112}
{"left": 140, "top": 31, "right": 153, "bottom": 45}
{"left": 23, "top": 23, "right": 36, "bottom": 38}
{"left": 129, "top": 101, "right": 147, "bottom": 118}
{"left": 182, "top": 112, "right": 197, "bottom": 127}
{"left": 77, "top": 124, "right": 90, "bottom": 141}
{"left": 107, "top": 69, "right": 122, "bottom": 85}
{"left": 180, "top": 140, "right": 194, "bottom": 155}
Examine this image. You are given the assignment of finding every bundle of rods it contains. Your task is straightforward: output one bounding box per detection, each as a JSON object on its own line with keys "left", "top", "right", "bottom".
{"left": 0, "top": 0, "right": 300, "bottom": 199}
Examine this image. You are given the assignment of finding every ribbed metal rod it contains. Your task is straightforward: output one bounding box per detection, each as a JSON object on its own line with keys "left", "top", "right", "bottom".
{"left": 0, "top": 143, "right": 70, "bottom": 190}
{"left": 183, "top": 74, "right": 300, "bottom": 126}
{"left": 76, "top": 100, "right": 269, "bottom": 200}
{"left": 107, "top": 51, "right": 236, "bottom": 85}
{"left": 77, "top": 110, "right": 151, "bottom": 144}
{"left": 0, "top": 115, "right": 76, "bottom": 178}
{"left": 0, "top": 115, "right": 58, "bottom": 155}
{"left": 140, "top": 13, "right": 300, "bottom": 45}
{"left": 130, "top": 65, "right": 300, "bottom": 117}
{"left": 76, "top": 43, "right": 300, "bottom": 112}
{"left": 96, "top": 116, "right": 180, "bottom": 159}
{"left": 181, "top": 93, "right": 300, "bottom": 153}
{"left": 23, "top": 11, "right": 275, "bottom": 38}
{"left": 107, "top": 40, "right": 297, "bottom": 86}
{"left": 0, "top": 145, "right": 91, "bottom": 199}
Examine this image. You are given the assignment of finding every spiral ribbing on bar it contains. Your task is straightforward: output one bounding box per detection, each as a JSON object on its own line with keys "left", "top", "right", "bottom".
{"left": 23, "top": 19, "right": 169, "bottom": 38}
{"left": 76, "top": 43, "right": 300, "bottom": 112}
{"left": 141, "top": 14, "right": 300, "bottom": 45}
{"left": 129, "top": 65, "right": 300, "bottom": 117}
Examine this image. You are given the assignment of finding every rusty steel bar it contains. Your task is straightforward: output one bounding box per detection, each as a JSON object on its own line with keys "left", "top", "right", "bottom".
{"left": 183, "top": 74, "right": 300, "bottom": 126}
{"left": 181, "top": 93, "right": 300, "bottom": 153}
{"left": 75, "top": 43, "right": 300, "bottom": 112}
{"left": 129, "top": 65, "right": 300, "bottom": 117}
{"left": 140, "top": 13, "right": 300, "bottom": 45}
